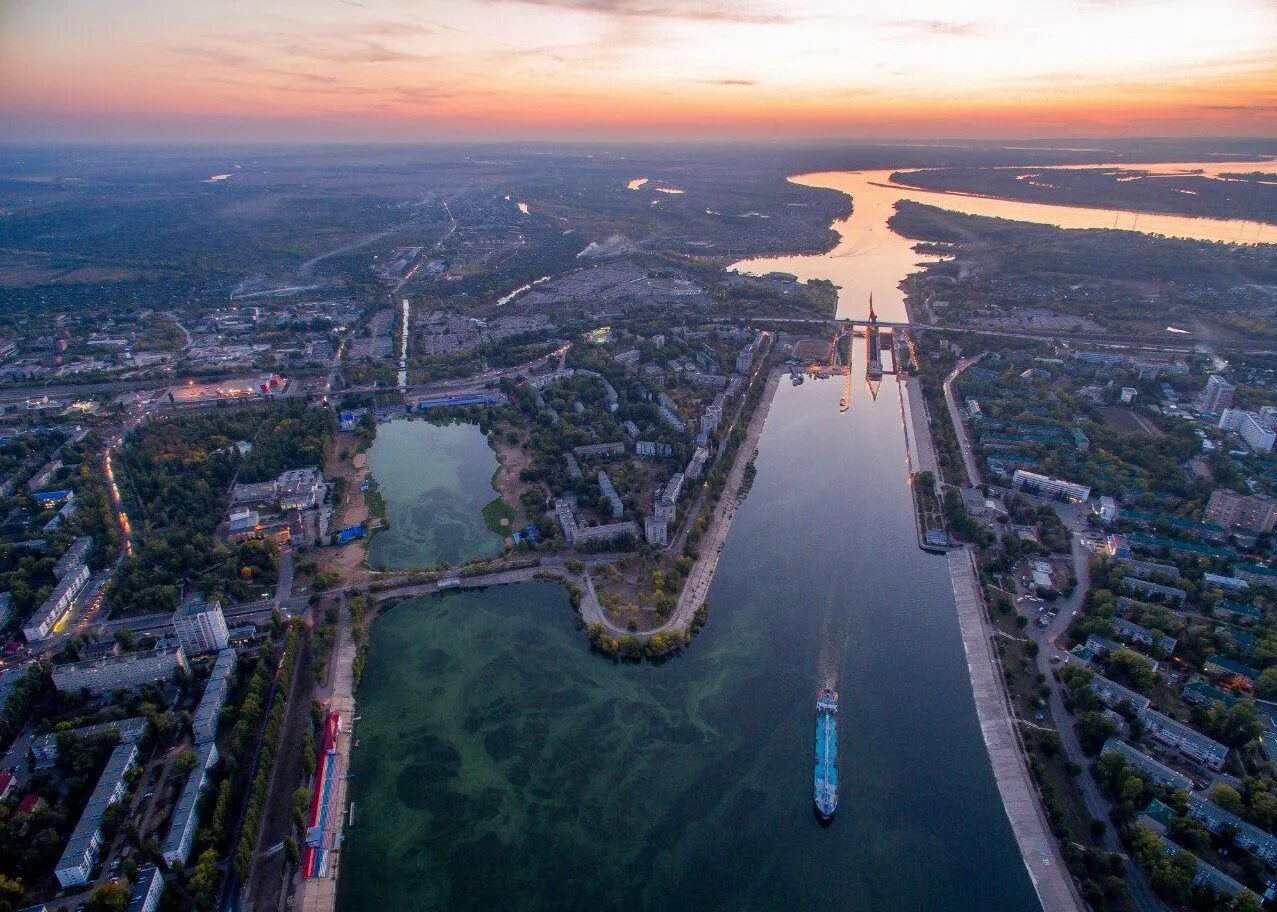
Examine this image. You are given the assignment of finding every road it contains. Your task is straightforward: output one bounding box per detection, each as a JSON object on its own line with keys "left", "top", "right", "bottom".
{"left": 1019, "top": 523, "right": 1168, "bottom": 912}
{"left": 736, "top": 315, "right": 1277, "bottom": 355}
{"left": 942, "top": 355, "right": 984, "bottom": 488}
{"left": 935, "top": 352, "right": 1167, "bottom": 912}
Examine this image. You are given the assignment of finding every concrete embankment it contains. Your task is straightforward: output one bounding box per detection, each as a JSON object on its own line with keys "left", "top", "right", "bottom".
{"left": 297, "top": 599, "right": 358, "bottom": 912}
{"left": 948, "top": 549, "right": 1083, "bottom": 912}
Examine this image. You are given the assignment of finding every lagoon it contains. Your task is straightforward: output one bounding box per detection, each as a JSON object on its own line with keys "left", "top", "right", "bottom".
{"left": 365, "top": 419, "right": 505, "bottom": 570}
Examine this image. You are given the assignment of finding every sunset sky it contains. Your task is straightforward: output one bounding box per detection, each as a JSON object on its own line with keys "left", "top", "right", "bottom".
{"left": 2, "top": 0, "right": 1275, "bottom": 141}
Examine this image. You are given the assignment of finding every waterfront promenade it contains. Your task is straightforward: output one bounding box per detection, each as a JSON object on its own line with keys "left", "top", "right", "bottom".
{"left": 949, "top": 549, "right": 1083, "bottom": 912}
{"left": 297, "top": 597, "right": 357, "bottom": 912}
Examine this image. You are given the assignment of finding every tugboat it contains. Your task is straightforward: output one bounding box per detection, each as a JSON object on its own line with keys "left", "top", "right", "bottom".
{"left": 814, "top": 689, "right": 839, "bottom": 820}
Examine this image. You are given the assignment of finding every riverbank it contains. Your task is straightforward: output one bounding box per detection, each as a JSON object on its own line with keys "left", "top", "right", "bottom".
{"left": 947, "top": 550, "right": 1083, "bottom": 912}
{"left": 297, "top": 594, "right": 358, "bottom": 912}
{"left": 909, "top": 365, "right": 1080, "bottom": 908}
{"left": 670, "top": 367, "right": 780, "bottom": 630}
{"left": 581, "top": 368, "right": 782, "bottom": 645}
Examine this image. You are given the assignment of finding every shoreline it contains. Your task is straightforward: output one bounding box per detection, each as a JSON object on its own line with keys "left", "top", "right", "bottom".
{"left": 948, "top": 550, "right": 1083, "bottom": 912}
{"left": 581, "top": 367, "right": 782, "bottom": 642}
{"left": 909, "top": 366, "right": 1081, "bottom": 910}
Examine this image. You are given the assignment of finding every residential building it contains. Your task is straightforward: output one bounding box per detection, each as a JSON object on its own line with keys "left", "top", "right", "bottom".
{"left": 598, "top": 472, "right": 623, "bottom": 519}
{"left": 645, "top": 501, "right": 674, "bottom": 547}
{"left": 685, "top": 446, "right": 710, "bottom": 480}
{"left": 31, "top": 717, "right": 149, "bottom": 770}
{"left": 1090, "top": 673, "right": 1151, "bottom": 716}
{"left": 1123, "top": 559, "right": 1180, "bottom": 582}
{"left": 1011, "top": 469, "right": 1090, "bottom": 503}
{"left": 1219, "top": 408, "right": 1276, "bottom": 453}
{"left": 23, "top": 562, "right": 89, "bottom": 642}
{"left": 162, "top": 741, "right": 219, "bottom": 866}
{"left": 622, "top": 420, "right": 640, "bottom": 439}
{"left": 1151, "top": 835, "right": 1255, "bottom": 901}
{"left": 1182, "top": 680, "right": 1237, "bottom": 710}
{"left": 1235, "top": 563, "right": 1277, "bottom": 587}
{"left": 1205, "top": 490, "right": 1277, "bottom": 535}
{"left": 572, "top": 442, "right": 625, "bottom": 460}
{"left": 1112, "top": 617, "right": 1176, "bottom": 655}
{"left": 661, "top": 472, "right": 685, "bottom": 507}
{"left": 127, "top": 866, "right": 165, "bottom": 912}
{"left": 564, "top": 453, "right": 582, "bottom": 480}
{"left": 53, "top": 537, "right": 93, "bottom": 579}
{"left": 193, "top": 648, "right": 236, "bottom": 744}
{"left": 553, "top": 499, "right": 579, "bottom": 545}
{"left": 1201, "top": 375, "right": 1235, "bottom": 416}
{"left": 658, "top": 406, "right": 686, "bottom": 434}
{"left": 52, "top": 644, "right": 188, "bottom": 695}
{"left": 735, "top": 343, "right": 755, "bottom": 374}
{"left": 572, "top": 520, "right": 638, "bottom": 547}
{"left": 1098, "top": 496, "right": 1117, "bottom": 524}
{"left": 55, "top": 741, "right": 139, "bottom": 887}
{"left": 1203, "top": 572, "right": 1249, "bottom": 592}
{"left": 1101, "top": 739, "right": 1193, "bottom": 791}
{"left": 613, "top": 349, "right": 641, "bottom": 369}
{"left": 1203, "top": 654, "right": 1259, "bottom": 688}
{"left": 635, "top": 441, "right": 672, "bottom": 458}
{"left": 172, "top": 599, "right": 229, "bottom": 655}
{"left": 1143, "top": 710, "right": 1229, "bottom": 770}
{"left": 1123, "top": 576, "right": 1187, "bottom": 607}
{"left": 1187, "top": 794, "right": 1277, "bottom": 866}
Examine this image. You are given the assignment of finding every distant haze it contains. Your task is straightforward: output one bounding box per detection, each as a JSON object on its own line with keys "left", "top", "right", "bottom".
{"left": 1, "top": 0, "right": 1274, "bottom": 142}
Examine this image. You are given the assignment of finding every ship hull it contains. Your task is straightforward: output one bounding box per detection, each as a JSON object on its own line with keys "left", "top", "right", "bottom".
{"left": 814, "top": 689, "right": 839, "bottom": 820}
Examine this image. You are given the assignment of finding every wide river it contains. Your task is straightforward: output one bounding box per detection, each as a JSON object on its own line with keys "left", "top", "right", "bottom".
{"left": 732, "top": 161, "right": 1273, "bottom": 321}
{"left": 339, "top": 162, "right": 1271, "bottom": 912}
{"left": 339, "top": 377, "right": 1040, "bottom": 911}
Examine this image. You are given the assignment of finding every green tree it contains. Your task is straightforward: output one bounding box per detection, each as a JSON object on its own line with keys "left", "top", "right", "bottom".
{"left": 174, "top": 749, "right": 197, "bottom": 778}
{"left": 0, "top": 874, "right": 25, "bottom": 912}
{"left": 88, "top": 881, "right": 129, "bottom": 912}
{"left": 1213, "top": 784, "right": 1244, "bottom": 814}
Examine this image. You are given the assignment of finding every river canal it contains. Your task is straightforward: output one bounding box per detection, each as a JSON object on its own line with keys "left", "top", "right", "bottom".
{"left": 365, "top": 419, "right": 505, "bottom": 570}
{"left": 339, "top": 376, "right": 1040, "bottom": 912}
{"left": 339, "top": 161, "right": 1273, "bottom": 911}
{"left": 732, "top": 163, "right": 1272, "bottom": 321}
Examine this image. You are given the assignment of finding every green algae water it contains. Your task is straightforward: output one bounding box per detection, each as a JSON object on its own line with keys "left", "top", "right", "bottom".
{"left": 365, "top": 419, "right": 505, "bottom": 570}
{"left": 338, "top": 379, "right": 1041, "bottom": 912}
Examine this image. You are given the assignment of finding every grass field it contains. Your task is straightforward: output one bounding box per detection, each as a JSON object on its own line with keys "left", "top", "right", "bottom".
{"left": 482, "top": 496, "right": 516, "bottom": 536}
{"left": 1096, "top": 407, "right": 1162, "bottom": 437}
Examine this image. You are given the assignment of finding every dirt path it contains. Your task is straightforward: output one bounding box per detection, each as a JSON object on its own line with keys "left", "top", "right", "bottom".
{"left": 319, "top": 434, "right": 374, "bottom": 587}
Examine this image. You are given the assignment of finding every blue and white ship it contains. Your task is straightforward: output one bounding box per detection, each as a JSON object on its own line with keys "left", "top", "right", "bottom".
{"left": 814, "top": 689, "right": 839, "bottom": 820}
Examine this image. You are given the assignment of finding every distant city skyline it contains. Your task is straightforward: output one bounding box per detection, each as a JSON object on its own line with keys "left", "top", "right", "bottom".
{"left": 2, "top": 0, "right": 1275, "bottom": 142}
